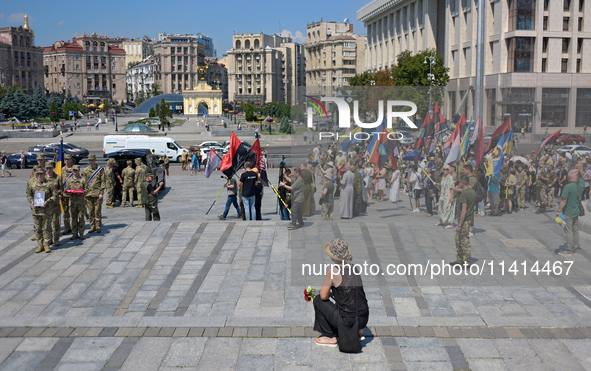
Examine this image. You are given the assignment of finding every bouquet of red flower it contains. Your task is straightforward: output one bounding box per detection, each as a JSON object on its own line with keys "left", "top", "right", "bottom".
{"left": 304, "top": 286, "right": 318, "bottom": 302}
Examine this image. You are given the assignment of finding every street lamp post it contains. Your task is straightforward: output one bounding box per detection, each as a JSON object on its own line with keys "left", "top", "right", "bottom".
{"left": 424, "top": 52, "right": 436, "bottom": 114}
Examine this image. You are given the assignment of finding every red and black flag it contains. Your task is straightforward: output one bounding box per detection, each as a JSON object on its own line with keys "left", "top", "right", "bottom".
{"left": 220, "top": 132, "right": 253, "bottom": 178}
{"left": 249, "top": 138, "right": 269, "bottom": 186}
{"left": 484, "top": 118, "right": 511, "bottom": 154}
{"left": 537, "top": 129, "right": 562, "bottom": 158}
{"left": 415, "top": 112, "right": 432, "bottom": 151}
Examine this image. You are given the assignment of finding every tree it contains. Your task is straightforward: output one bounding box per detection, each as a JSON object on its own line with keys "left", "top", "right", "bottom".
{"left": 48, "top": 93, "right": 63, "bottom": 114}
{"left": 152, "top": 83, "right": 163, "bottom": 97}
{"left": 291, "top": 105, "right": 305, "bottom": 123}
{"left": 149, "top": 107, "right": 156, "bottom": 118}
{"left": 279, "top": 116, "right": 292, "bottom": 133}
{"left": 158, "top": 98, "right": 172, "bottom": 121}
{"left": 244, "top": 104, "right": 255, "bottom": 121}
{"left": 31, "top": 85, "right": 49, "bottom": 119}
{"left": 49, "top": 102, "right": 60, "bottom": 122}
{"left": 0, "top": 89, "right": 34, "bottom": 120}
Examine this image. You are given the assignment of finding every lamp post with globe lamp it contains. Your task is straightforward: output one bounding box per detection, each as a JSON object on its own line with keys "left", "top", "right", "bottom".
{"left": 424, "top": 51, "right": 436, "bottom": 115}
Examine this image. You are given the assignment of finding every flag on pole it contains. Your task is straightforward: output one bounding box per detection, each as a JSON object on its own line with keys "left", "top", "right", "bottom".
{"left": 366, "top": 119, "right": 385, "bottom": 165}
{"left": 340, "top": 125, "right": 362, "bottom": 151}
{"left": 537, "top": 129, "right": 562, "bottom": 158}
{"left": 484, "top": 118, "right": 511, "bottom": 153}
{"left": 249, "top": 138, "right": 269, "bottom": 186}
{"left": 504, "top": 130, "right": 513, "bottom": 155}
{"left": 460, "top": 119, "right": 473, "bottom": 157}
{"left": 204, "top": 148, "right": 222, "bottom": 178}
{"left": 492, "top": 132, "right": 508, "bottom": 175}
{"left": 220, "top": 132, "right": 252, "bottom": 178}
{"left": 56, "top": 138, "right": 64, "bottom": 212}
{"left": 474, "top": 117, "right": 485, "bottom": 168}
{"left": 445, "top": 130, "right": 461, "bottom": 164}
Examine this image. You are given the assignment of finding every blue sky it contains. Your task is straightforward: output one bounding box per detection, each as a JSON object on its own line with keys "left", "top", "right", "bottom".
{"left": 1, "top": 0, "right": 368, "bottom": 56}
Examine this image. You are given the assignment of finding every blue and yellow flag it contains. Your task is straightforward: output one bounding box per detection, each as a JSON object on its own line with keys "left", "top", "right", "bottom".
{"left": 340, "top": 125, "right": 362, "bottom": 151}
{"left": 56, "top": 139, "right": 64, "bottom": 212}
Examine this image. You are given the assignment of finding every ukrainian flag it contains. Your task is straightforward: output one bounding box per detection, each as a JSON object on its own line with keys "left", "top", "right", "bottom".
{"left": 340, "top": 125, "right": 362, "bottom": 151}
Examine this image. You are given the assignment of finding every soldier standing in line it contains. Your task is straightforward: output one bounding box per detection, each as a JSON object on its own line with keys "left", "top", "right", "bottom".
{"left": 536, "top": 161, "right": 547, "bottom": 210}
{"left": 44, "top": 161, "right": 62, "bottom": 246}
{"left": 450, "top": 175, "right": 476, "bottom": 267}
{"left": 134, "top": 158, "right": 147, "bottom": 208}
{"left": 121, "top": 160, "right": 135, "bottom": 207}
{"left": 82, "top": 153, "right": 105, "bottom": 233}
{"left": 163, "top": 154, "right": 170, "bottom": 176}
{"left": 544, "top": 164, "right": 558, "bottom": 208}
{"left": 30, "top": 153, "right": 46, "bottom": 178}
{"left": 60, "top": 154, "right": 75, "bottom": 234}
{"left": 26, "top": 168, "right": 56, "bottom": 253}
{"left": 104, "top": 159, "right": 115, "bottom": 209}
{"left": 140, "top": 172, "right": 164, "bottom": 221}
{"left": 65, "top": 165, "right": 86, "bottom": 240}
{"left": 516, "top": 162, "right": 528, "bottom": 211}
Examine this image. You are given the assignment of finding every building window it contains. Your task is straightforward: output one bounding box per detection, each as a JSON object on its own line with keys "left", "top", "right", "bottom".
{"left": 508, "top": 0, "right": 535, "bottom": 31}
{"left": 543, "top": 16, "right": 548, "bottom": 30}
{"left": 507, "top": 37, "right": 535, "bottom": 72}
{"left": 543, "top": 37, "right": 549, "bottom": 53}
{"left": 577, "top": 58, "right": 581, "bottom": 72}
{"left": 576, "top": 88, "right": 591, "bottom": 126}
{"left": 544, "top": 0, "right": 550, "bottom": 10}
{"left": 578, "top": 38, "right": 583, "bottom": 53}
{"left": 561, "top": 58, "right": 569, "bottom": 73}
{"left": 542, "top": 58, "right": 547, "bottom": 72}
{"left": 580, "top": 0, "right": 585, "bottom": 11}
{"left": 562, "top": 38, "right": 570, "bottom": 53}
{"left": 579, "top": 17, "right": 583, "bottom": 31}
{"left": 564, "top": 17, "right": 570, "bottom": 31}
{"left": 565, "top": 0, "right": 571, "bottom": 10}
{"left": 542, "top": 88, "right": 569, "bottom": 127}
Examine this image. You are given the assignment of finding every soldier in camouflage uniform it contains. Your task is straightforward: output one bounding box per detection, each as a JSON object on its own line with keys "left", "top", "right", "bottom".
{"left": 44, "top": 161, "right": 62, "bottom": 246}
{"left": 82, "top": 153, "right": 105, "bottom": 233}
{"left": 30, "top": 153, "right": 46, "bottom": 179}
{"left": 516, "top": 162, "right": 528, "bottom": 211}
{"left": 134, "top": 158, "right": 147, "bottom": 208}
{"left": 26, "top": 168, "right": 56, "bottom": 253}
{"left": 121, "top": 160, "right": 135, "bottom": 207}
{"left": 104, "top": 159, "right": 115, "bottom": 208}
{"left": 162, "top": 154, "right": 170, "bottom": 176}
{"left": 60, "top": 154, "right": 75, "bottom": 234}
{"left": 544, "top": 163, "right": 557, "bottom": 208}
{"left": 451, "top": 175, "right": 475, "bottom": 267}
{"left": 65, "top": 165, "right": 86, "bottom": 240}
{"left": 140, "top": 172, "right": 164, "bottom": 221}
{"left": 536, "top": 161, "right": 547, "bottom": 210}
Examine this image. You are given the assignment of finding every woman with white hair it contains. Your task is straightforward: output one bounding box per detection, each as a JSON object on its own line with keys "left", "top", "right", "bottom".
{"left": 435, "top": 164, "right": 456, "bottom": 229}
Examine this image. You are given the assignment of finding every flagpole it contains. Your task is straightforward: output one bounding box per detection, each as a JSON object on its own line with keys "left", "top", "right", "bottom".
{"left": 270, "top": 184, "right": 291, "bottom": 215}
{"left": 206, "top": 184, "right": 227, "bottom": 215}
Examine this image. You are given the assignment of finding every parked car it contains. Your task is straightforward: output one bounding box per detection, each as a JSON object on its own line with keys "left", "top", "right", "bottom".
{"left": 28, "top": 145, "right": 85, "bottom": 164}
{"left": 6, "top": 152, "right": 37, "bottom": 169}
{"left": 557, "top": 145, "right": 591, "bottom": 156}
{"left": 106, "top": 149, "right": 166, "bottom": 189}
{"left": 48, "top": 142, "right": 90, "bottom": 158}
{"left": 197, "top": 141, "right": 223, "bottom": 148}
{"left": 396, "top": 131, "right": 415, "bottom": 145}
{"left": 542, "top": 134, "right": 585, "bottom": 145}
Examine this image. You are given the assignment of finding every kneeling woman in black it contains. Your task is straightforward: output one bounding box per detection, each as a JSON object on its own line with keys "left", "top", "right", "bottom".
{"left": 313, "top": 238, "right": 369, "bottom": 352}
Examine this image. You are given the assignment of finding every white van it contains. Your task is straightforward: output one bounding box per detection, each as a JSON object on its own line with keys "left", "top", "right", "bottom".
{"left": 103, "top": 135, "right": 188, "bottom": 162}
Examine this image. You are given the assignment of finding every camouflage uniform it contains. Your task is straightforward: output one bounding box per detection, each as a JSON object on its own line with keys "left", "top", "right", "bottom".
{"left": 163, "top": 155, "right": 170, "bottom": 176}
{"left": 65, "top": 167, "right": 86, "bottom": 239}
{"left": 83, "top": 155, "right": 105, "bottom": 233}
{"left": 122, "top": 161, "right": 136, "bottom": 207}
{"left": 516, "top": 169, "right": 528, "bottom": 209}
{"left": 45, "top": 164, "right": 62, "bottom": 245}
{"left": 134, "top": 158, "right": 147, "bottom": 208}
{"left": 60, "top": 157, "right": 75, "bottom": 233}
{"left": 455, "top": 223, "right": 471, "bottom": 264}
{"left": 29, "top": 153, "right": 46, "bottom": 179}
{"left": 536, "top": 169, "right": 547, "bottom": 209}
{"left": 545, "top": 170, "right": 557, "bottom": 208}
{"left": 320, "top": 179, "right": 334, "bottom": 221}
{"left": 104, "top": 160, "right": 115, "bottom": 208}
{"left": 140, "top": 178, "right": 161, "bottom": 221}
{"left": 26, "top": 171, "right": 56, "bottom": 253}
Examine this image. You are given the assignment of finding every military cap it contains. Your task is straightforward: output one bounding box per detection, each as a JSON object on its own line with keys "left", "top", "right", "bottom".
{"left": 145, "top": 172, "right": 155, "bottom": 178}
{"left": 72, "top": 165, "right": 80, "bottom": 170}
{"left": 135, "top": 157, "right": 142, "bottom": 164}
{"left": 107, "top": 158, "right": 115, "bottom": 165}
{"left": 45, "top": 161, "right": 55, "bottom": 168}
{"left": 88, "top": 153, "right": 96, "bottom": 160}
{"left": 35, "top": 168, "right": 45, "bottom": 174}
{"left": 126, "top": 160, "right": 133, "bottom": 165}
{"left": 37, "top": 153, "right": 45, "bottom": 160}
{"left": 64, "top": 154, "right": 72, "bottom": 159}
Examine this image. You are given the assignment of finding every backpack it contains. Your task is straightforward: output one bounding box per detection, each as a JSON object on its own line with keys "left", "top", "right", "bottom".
{"left": 472, "top": 175, "right": 485, "bottom": 203}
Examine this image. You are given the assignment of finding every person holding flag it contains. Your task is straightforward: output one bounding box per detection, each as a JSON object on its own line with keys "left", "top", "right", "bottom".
{"left": 218, "top": 174, "right": 241, "bottom": 220}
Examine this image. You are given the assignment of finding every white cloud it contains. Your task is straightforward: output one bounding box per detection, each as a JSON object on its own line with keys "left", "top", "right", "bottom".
{"left": 278, "top": 29, "right": 307, "bottom": 44}
{"left": 57, "top": 20, "right": 66, "bottom": 26}
{"left": 6, "top": 12, "right": 26, "bottom": 23}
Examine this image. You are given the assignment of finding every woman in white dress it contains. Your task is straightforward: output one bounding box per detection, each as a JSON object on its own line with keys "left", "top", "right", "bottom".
{"left": 389, "top": 168, "right": 401, "bottom": 202}
{"left": 375, "top": 166, "right": 387, "bottom": 201}
{"left": 363, "top": 163, "right": 374, "bottom": 201}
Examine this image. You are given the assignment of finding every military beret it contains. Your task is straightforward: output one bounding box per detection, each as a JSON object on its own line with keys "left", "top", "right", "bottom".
{"left": 72, "top": 165, "right": 80, "bottom": 170}
{"left": 35, "top": 168, "right": 45, "bottom": 174}
{"left": 37, "top": 153, "right": 45, "bottom": 160}
{"left": 64, "top": 154, "right": 72, "bottom": 159}
{"left": 45, "top": 161, "right": 55, "bottom": 168}
{"left": 88, "top": 153, "right": 96, "bottom": 160}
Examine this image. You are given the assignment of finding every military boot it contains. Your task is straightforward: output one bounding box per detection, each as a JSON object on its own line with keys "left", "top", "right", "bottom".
{"left": 79, "top": 234, "right": 85, "bottom": 240}
{"left": 31, "top": 235, "right": 37, "bottom": 241}
{"left": 105, "top": 204, "right": 113, "bottom": 209}
{"left": 35, "top": 245, "right": 44, "bottom": 253}
{"left": 69, "top": 234, "right": 79, "bottom": 240}
{"left": 63, "top": 227, "right": 72, "bottom": 234}
{"left": 53, "top": 238, "right": 60, "bottom": 246}
{"left": 96, "top": 225, "right": 102, "bottom": 233}
{"left": 44, "top": 245, "right": 51, "bottom": 253}
{"left": 88, "top": 226, "right": 96, "bottom": 233}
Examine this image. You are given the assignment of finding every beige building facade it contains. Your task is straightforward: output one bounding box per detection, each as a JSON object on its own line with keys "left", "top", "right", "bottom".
{"left": 358, "top": 0, "right": 591, "bottom": 133}
{"left": 122, "top": 38, "right": 154, "bottom": 68}
{"left": 153, "top": 35, "right": 206, "bottom": 95}
{"left": 305, "top": 20, "right": 367, "bottom": 95}
{"left": 226, "top": 32, "right": 305, "bottom": 105}
{"left": 0, "top": 15, "right": 44, "bottom": 95}
{"left": 43, "top": 33, "right": 126, "bottom": 103}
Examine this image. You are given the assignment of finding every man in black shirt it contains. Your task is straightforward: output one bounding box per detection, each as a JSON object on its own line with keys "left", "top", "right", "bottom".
{"left": 238, "top": 162, "right": 259, "bottom": 220}
{"left": 1, "top": 152, "right": 11, "bottom": 177}
{"left": 140, "top": 173, "right": 164, "bottom": 221}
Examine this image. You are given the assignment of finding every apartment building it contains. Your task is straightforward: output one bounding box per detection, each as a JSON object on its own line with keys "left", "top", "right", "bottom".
{"left": 226, "top": 32, "right": 305, "bottom": 105}
{"left": 126, "top": 56, "right": 155, "bottom": 102}
{"left": 358, "top": 0, "right": 591, "bottom": 133}
{"left": 122, "top": 37, "right": 154, "bottom": 68}
{"left": 0, "top": 14, "right": 44, "bottom": 95}
{"left": 43, "top": 32, "right": 126, "bottom": 102}
{"left": 305, "top": 20, "right": 367, "bottom": 94}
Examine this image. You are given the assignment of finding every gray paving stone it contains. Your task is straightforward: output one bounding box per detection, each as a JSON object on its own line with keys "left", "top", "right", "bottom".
{"left": 160, "top": 338, "right": 207, "bottom": 368}
{"left": 120, "top": 337, "right": 172, "bottom": 371}
{"left": 197, "top": 338, "right": 241, "bottom": 369}
{"left": 237, "top": 355, "right": 275, "bottom": 371}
